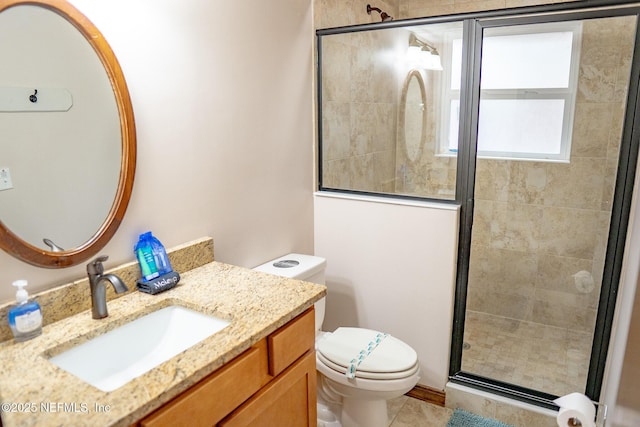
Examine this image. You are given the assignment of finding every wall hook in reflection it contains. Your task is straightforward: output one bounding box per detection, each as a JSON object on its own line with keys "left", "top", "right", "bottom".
{"left": 0, "top": 87, "right": 72, "bottom": 111}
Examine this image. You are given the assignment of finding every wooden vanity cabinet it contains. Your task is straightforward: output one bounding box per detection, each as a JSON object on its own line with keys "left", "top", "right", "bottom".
{"left": 219, "top": 351, "right": 316, "bottom": 426}
{"left": 137, "top": 307, "right": 316, "bottom": 427}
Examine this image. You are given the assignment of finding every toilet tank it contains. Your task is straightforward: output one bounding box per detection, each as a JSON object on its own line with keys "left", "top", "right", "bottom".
{"left": 253, "top": 253, "right": 326, "bottom": 284}
{"left": 253, "top": 253, "right": 326, "bottom": 331}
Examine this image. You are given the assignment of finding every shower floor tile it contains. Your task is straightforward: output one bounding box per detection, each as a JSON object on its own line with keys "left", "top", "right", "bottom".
{"left": 461, "top": 310, "right": 592, "bottom": 396}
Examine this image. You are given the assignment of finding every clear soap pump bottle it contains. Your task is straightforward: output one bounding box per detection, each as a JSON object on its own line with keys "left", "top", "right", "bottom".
{"left": 8, "top": 280, "right": 42, "bottom": 342}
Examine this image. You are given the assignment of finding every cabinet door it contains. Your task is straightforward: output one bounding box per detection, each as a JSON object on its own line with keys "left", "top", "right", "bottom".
{"left": 219, "top": 351, "right": 317, "bottom": 427}
{"left": 140, "top": 340, "right": 269, "bottom": 427}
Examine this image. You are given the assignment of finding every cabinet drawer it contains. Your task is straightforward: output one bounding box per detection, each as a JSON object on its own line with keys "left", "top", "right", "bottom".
{"left": 219, "top": 350, "right": 317, "bottom": 427}
{"left": 268, "top": 307, "right": 315, "bottom": 376}
{"left": 140, "top": 339, "right": 269, "bottom": 427}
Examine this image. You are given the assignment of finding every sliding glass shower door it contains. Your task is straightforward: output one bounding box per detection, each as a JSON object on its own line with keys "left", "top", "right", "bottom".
{"left": 460, "top": 14, "right": 637, "bottom": 398}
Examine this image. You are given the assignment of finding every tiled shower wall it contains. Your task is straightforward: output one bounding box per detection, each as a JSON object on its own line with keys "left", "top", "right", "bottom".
{"left": 317, "top": 1, "right": 400, "bottom": 194}
{"left": 321, "top": 27, "right": 400, "bottom": 193}
{"left": 317, "top": 1, "right": 578, "bottom": 197}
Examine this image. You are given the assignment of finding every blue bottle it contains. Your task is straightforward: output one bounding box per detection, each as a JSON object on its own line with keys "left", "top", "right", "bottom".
{"left": 135, "top": 232, "right": 159, "bottom": 281}
{"left": 149, "top": 233, "right": 172, "bottom": 275}
{"left": 8, "top": 280, "right": 42, "bottom": 342}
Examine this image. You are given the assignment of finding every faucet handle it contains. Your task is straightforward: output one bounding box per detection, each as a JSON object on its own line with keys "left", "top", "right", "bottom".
{"left": 87, "top": 255, "right": 109, "bottom": 275}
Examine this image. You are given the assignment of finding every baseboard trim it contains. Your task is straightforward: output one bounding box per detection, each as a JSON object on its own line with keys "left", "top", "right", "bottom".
{"left": 406, "top": 385, "right": 446, "bottom": 407}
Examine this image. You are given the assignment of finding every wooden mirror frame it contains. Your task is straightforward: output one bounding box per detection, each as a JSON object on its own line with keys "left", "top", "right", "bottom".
{"left": 0, "top": 0, "right": 136, "bottom": 268}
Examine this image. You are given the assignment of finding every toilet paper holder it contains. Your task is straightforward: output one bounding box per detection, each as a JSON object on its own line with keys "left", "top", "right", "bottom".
{"left": 555, "top": 392, "right": 607, "bottom": 427}
{"left": 595, "top": 402, "right": 607, "bottom": 427}
{"left": 563, "top": 402, "right": 607, "bottom": 427}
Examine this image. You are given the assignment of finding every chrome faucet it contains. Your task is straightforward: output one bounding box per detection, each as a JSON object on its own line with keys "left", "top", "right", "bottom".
{"left": 87, "top": 255, "right": 128, "bottom": 319}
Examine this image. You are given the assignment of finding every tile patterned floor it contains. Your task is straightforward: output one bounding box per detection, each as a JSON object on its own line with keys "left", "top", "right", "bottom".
{"left": 461, "top": 310, "right": 592, "bottom": 396}
{"left": 388, "top": 396, "right": 453, "bottom": 427}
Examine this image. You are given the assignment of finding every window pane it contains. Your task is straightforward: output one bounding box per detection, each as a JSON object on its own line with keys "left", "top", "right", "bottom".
{"left": 481, "top": 28, "right": 574, "bottom": 89}
{"left": 451, "top": 39, "right": 463, "bottom": 90}
{"left": 448, "top": 100, "right": 460, "bottom": 152}
{"left": 445, "top": 24, "right": 579, "bottom": 160}
{"left": 478, "top": 99, "right": 565, "bottom": 155}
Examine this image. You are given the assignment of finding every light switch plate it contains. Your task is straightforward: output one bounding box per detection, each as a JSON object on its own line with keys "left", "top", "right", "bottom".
{"left": 0, "top": 167, "right": 13, "bottom": 191}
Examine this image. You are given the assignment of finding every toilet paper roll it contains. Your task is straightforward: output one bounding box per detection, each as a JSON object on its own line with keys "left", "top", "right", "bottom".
{"left": 554, "top": 392, "right": 596, "bottom": 427}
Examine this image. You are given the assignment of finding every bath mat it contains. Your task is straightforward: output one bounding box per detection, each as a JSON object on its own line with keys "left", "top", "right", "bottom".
{"left": 446, "top": 408, "right": 516, "bottom": 427}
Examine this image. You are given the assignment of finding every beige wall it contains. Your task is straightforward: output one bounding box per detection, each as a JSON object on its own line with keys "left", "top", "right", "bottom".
{"left": 0, "top": 0, "right": 315, "bottom": 302}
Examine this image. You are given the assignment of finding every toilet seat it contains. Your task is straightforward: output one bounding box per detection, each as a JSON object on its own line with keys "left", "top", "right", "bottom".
{"left": 316, "top": 327, "right": 418, "bottom": 380}
{"left": 317, "top": 352, "right": 419, "bottom": 380}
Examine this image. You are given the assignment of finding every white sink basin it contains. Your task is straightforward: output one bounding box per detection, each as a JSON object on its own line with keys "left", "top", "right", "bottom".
{"left": 49, "top": 305, "right": 230, "bottom": 392}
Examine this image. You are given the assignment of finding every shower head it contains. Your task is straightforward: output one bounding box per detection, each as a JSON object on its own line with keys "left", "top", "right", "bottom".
{"left": 366, "top": 4, "right": 393, "bottom": 22}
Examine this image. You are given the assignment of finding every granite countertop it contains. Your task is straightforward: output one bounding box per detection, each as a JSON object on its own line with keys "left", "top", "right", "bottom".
{"left": 0, "top": 261, "right": 326, "bottom": 427}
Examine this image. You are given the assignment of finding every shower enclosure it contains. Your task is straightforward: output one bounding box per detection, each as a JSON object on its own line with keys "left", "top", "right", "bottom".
{"left": 317, "top": 0, "right": 640, "bottom": 409}
{"left": 460, "top": 15, "right": 637, "bottom": 399}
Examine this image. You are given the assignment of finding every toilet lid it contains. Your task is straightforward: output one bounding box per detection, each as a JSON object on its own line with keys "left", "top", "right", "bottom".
{"left": 316, "top": 327, "right": 417, "bottom": 377}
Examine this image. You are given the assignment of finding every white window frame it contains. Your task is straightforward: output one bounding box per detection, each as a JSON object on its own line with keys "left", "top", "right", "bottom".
{"left": 440, "top": 21, "right": 582, "bottom": 162}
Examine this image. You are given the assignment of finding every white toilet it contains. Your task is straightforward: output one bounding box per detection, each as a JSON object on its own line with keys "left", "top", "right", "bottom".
{"left": 253, "top": 253, "right": 420, "bottom": 427}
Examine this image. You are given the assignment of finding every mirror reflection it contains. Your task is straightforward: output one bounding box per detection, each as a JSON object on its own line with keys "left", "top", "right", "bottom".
{"left": 0, "top": 0, "right": 135, "bottom": 268}
{"left": 399, "top": 70, "right": 426, "bottom": 164}
{"left": 0, "top": 5, "right": 120, "bottom": 251}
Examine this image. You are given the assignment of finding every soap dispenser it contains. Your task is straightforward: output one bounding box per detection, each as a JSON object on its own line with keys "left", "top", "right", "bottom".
{"left": 8, "top": 280, "right": 42, "bottom": 342}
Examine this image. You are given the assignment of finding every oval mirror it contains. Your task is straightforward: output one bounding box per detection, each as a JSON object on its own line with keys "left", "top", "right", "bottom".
{"left": 0, "top": 0, "right": 136, "bottom": 268}
{"left": 399, "top": 70, "right": 427, "bottom": 163}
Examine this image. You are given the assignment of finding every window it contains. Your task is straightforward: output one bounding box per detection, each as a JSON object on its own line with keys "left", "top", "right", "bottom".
{"left": 442, "top": 22, "right": 582, "bottom": 161}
